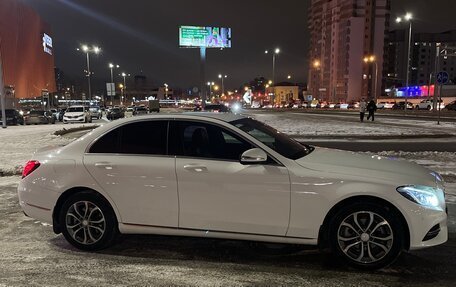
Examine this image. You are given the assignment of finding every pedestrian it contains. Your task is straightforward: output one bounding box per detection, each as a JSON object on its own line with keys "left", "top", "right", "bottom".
{"left": 367, "top": 100, "right": 377, "bottom": 122}
{"left": 359, "top": 98, "right": 367, "bottom": 122}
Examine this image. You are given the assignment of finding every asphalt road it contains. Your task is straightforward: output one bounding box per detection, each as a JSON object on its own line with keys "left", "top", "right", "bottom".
{"left": 0, "top": 181, "right": 455, "bottom": 287}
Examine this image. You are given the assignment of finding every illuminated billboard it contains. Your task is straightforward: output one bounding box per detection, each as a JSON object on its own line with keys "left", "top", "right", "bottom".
{"left": 42, "top": 33, "right": 53, "bottom": 55}
{"left": 179, "top": 26, "right": 231, "bottom": 48}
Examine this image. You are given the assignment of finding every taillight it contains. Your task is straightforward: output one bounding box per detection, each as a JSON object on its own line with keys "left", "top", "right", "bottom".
{"left": 22, "top": 160, "right": 40, "bottom": 178}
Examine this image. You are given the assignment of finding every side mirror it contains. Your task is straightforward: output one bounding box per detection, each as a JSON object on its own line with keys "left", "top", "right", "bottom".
{"left": 240, "top": 148, "right": 268, "bottom": 164}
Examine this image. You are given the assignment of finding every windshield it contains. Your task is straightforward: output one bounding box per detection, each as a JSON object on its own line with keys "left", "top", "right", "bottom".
{"left": 231, "top": 118, "right": 313, "bottom": 160}
{"left": 67, "top": 107, "right": 84, "bottom": 113}
{"left": 29, "top": 110, "right": 45, "bottom": 115}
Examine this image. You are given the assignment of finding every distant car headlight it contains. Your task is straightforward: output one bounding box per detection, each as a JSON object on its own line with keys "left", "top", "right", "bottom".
{"left": 19, "top": 110, "right": 24, "bottom": 116}
{"left": 396, "top": 185, "right": 442, "bottom": 209}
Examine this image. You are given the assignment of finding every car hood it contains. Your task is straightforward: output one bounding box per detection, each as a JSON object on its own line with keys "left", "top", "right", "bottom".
{"left": 65, "top": 112, "right": 84, "bottom": 116}
{"left": 295, "top": 147, "right": 436, "bottom": 186}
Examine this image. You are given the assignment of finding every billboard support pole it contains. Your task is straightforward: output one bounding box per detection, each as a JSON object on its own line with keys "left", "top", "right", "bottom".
{"left": 200, "top": 47, "right": 206, "bottom": 108}
{"left": 0, "top": 37, "right": 6, "bottom": 129}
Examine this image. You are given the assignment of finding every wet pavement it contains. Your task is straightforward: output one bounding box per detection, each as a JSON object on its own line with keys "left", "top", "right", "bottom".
{"left": 1, "top": 178, "right": 455, "bottom": 286}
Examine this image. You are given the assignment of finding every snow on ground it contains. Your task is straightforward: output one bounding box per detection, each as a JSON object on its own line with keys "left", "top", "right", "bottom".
{"left": 0, "top": 124, "right": 93, "bottom": 176}
{"left": 247, "top": 112, "right": 456, "bottom": 137}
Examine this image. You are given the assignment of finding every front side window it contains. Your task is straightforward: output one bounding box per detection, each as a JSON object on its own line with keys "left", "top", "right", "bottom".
{"left": 231, "top": 118, "right": 313, "bottom": 160}
{"left": 90, "top": 120, "right": 168, "bottom": 155}
{"left": 173, "top": 121, "right": 252, "bottom": 161}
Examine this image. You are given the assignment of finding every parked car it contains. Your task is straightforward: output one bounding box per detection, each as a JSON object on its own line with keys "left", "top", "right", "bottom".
{"left": 106, "top": 107, "right": 124, "bottom": 120}
{"left": 134, "top": 106, "right": 149, "bottom": 116}
{"left": 58, "top": 109, "right": 66, "bottom": 122}
{"left": 49, "top": 109, "right": 59, "bottom": 120}
{"left": 392, "top": 101, "right": 413, "bottom": 110}
{"left": 415, "top": 99, "right": 445, "bottom": 110}
{"left": 377, "top": 102, "right": 395, "bottom": 109}
{"left": 63, "top": 106, "right": 92, "bottom": 124}
{"left": 89, "top": 106, "right": 102, "bottom": 119}
{"left": 444, "top": 100, "right": 456, "bottom": 111}
{"left": 18, "top": 113, "right": 447, "bottom": 270}
{"left": 24, "top": 110, "right": 55, "bottom": 125}
{"left": 0, "top": 109, "right": 24, "bottom": 125}
{"left": 124, "top": 107, "right": 134, "bottom": 118}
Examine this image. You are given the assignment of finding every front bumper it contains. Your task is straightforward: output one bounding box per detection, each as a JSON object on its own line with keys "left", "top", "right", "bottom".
{"left": 63, "top": 116, "right": 85, "bottom": 123}
{"left": 404, "top": 200, "right": 448, "bottom": 250}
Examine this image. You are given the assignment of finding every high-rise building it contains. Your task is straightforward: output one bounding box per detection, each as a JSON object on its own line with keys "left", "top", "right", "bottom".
{"left": 0, "top": 0, "right": 56, "bottom": 106}
{"left": 308, "top": 0, "right": 391, "bottom": 103}
{"left": 385, "top": 30, "right": 456, "bottom": 89}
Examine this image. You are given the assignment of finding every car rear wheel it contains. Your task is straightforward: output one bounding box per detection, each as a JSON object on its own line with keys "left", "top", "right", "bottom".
{"left": 59, "top": 192, "right": 118, "bottom": 251}
{"left": 329, "top": 202, "right": 404, "bottom": 270}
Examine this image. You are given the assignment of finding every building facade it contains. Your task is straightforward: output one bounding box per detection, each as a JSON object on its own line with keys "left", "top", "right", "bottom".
{"left": 308, "top": 0, "right": 390, "bottom": 103}
{"left": 385, "top": 30, "right": 456, "bottom": 89}
{"left": 0, "top": 0, "right": 56, "bottom": 107}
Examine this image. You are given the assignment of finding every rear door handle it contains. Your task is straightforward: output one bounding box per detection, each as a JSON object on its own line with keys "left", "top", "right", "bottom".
{"left": 95, "top": 162, "right": 114, "bottom": 170}
{"left": 184, "top": 164, "right": 208, "bottom": 172}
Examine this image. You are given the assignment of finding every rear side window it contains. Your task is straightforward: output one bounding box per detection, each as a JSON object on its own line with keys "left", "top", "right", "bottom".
{"left": 90, "top": 120, "right": 168, "bottom": 155}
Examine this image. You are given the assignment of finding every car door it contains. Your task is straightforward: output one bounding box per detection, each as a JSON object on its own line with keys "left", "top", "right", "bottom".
{"left": 171, "top": 120, "right": 291, "bottom": 236}
{"left": 83, "top": 120, "right": 178, "bottom": 227}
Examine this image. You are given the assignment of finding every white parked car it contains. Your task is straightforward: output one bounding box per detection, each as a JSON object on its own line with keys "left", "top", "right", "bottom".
{"left": 415, "top": 100, "right": 445, "bottom": 110}
{"left": 377, "top": 102, "right": 395, "bottom": 109}
{"left": 18, "top": 113, "right": 447, "bottom": 269}
{"left": 63, "top": 106, "right": 92, "bottom": 124}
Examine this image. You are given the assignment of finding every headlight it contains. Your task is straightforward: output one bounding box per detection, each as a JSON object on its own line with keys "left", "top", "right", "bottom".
{"left": 396, "top": 185, "right": 442, "bottom": 208}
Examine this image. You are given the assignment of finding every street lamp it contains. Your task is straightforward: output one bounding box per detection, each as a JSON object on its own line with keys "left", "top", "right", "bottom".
{"left": 119, "top": 72, "right": 130, "bottom": 105}
{"left": 265, "top": 48, "right": 280, "bottom": 85}
{"left": 164, "top": 83, "right": 169, "bottom": 99}
{"left": 207, "top": 82, "right": 215, "bottom": 97}
{"left": 108, "top": 63, "right": 120, "bottom": 83}
{"left": 363, "top": 55, "right": 379, "bottom": 101}
{"left": 396, "top": 12, "right": 413, "bottom": 109}
{"left": 77, "top": 45, "right": 101, "bottom": 102}
{"left": 218, "top": 74, "right": 227, "bottom": 96}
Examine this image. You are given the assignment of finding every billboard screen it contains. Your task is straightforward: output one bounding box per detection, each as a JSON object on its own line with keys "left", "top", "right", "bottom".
{"left": 179, "top": 26, "right": 231, "bottom": 48}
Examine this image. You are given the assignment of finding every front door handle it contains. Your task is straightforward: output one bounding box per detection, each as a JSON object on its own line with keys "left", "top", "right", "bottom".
{"left": 184, "top": 164, "right": 208, "bottom": 173}
{"left": 95, "top": 162, "right": 114, "bottom": 170}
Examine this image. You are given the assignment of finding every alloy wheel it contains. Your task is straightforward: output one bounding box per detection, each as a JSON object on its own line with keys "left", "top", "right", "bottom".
{"left": 65, "top": 201, "right": 106, "bottom": 245}
{"left": 337, "top": 211, "right": 393, "bottom": 264}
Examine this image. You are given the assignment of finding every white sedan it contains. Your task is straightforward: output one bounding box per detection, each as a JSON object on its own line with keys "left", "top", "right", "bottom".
{"left": 18, "top": 113, "right": 447, "bottom": 269}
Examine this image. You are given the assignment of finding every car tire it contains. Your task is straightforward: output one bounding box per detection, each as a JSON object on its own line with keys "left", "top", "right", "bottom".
{"left": 328, "top": 202, "right": 404, "bottom": 270}
{"left": 59, "top": 191, "right": 119, "bottom": 251}
{"left": 427, "top": 106, "right": 432, "bottom": 110}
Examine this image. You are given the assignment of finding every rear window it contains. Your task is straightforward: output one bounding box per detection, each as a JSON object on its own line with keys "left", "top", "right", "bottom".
{"left": 90, "top": 120, "right": 168, "bottom": 155}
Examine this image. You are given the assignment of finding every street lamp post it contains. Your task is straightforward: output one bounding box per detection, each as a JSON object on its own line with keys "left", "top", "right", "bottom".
{"left": 396, "top": 13, "right": 413, "bottom": 111}
{"left": 108, "top": 63, "right": 119, "bottom": 106}
{"left": 363, "top": 55, "right": 378, "bottom": 102}
{"left": 164, "top": 83, "right": 169, "bottom": 99}
{"left": 218, "top": 74, "right": 227, "bottom": 97}
{"left": 265, "top": 48, "right": 280, "bottom": 85}
{"left": 77, "top": 45, "right": 101, "bottom": 102}
{"left": 120, "top": 72, "right": 130, "bottom": 105}
{"left": 108, "top": 63, "right": 120, "bottom": 83}
{"left": 207, "top": 82, "right": 215, "bottom": 97}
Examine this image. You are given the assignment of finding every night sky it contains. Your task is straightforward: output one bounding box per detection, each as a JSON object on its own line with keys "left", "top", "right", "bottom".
{"left": 22, "top": 0, "right": 456, "bottom": 91}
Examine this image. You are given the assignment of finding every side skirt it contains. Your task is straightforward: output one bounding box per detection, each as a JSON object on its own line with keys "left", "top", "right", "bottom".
{"left": 119, "top": 223, "right": 318, "bottom": 245}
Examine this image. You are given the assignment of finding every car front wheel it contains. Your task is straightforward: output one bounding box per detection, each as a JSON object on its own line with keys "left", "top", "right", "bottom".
{"left": 59, "top": 192, "right": 118, "bottom": 251}
{"left": 329, "top": 202, "right": 404, "bottom": 270}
